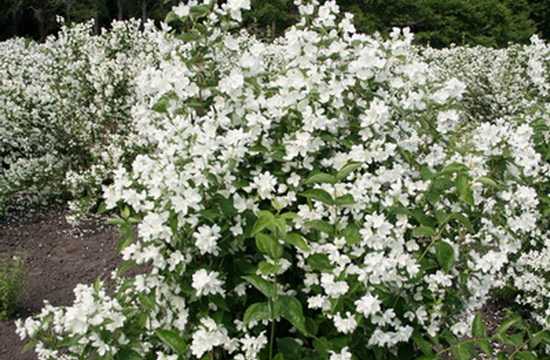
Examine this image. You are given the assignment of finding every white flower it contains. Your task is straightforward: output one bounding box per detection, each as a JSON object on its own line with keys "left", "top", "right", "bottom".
{"left": 333, "top": 312, "right": 357, "bottom": 334}
{"left": 157, "top": 352, "right": 179, "bottom": 360}
{"left": 226, "top": 0, "right": 251, "bottom": 21}
{"left": 239, "top": 332, "right": 268, "bottom": 359}
{"left": 173, "top": 3, "right": 190, "bottom": 17}
{"left": 191, "top": 318, "right": 230, "bottom": 358}
{"left": 432, "top": 78, "right": 466, "bottom": 103}
{"left": 321, "top": 273, "right": 349, "bottom": 298}
{"left": 219, "top": 69, "right": 244, "bottom": 94}
{"left": 194, "top": 224, "right": 222, "bottom": 255}
{"left": 192, "top": 269, "right": 225, "bottom": 297}
{"left": 355, "top": 293, "right": 382, "bottom": 318}
{"left": 138, "top": 212, "right": 170, "bottom": 241}
{"left": 252, "top": 172, "right": 278, "bottom": 199}
{"left": 329, "top": 347, "right": 352, "bottom": 360}
{"left": 436, "top": 110, "right": 461, "bottom": 134}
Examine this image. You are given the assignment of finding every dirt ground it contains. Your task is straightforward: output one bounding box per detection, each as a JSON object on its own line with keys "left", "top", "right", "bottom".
{"left": 0, "top": 210, "right": 121, "bottom": 360}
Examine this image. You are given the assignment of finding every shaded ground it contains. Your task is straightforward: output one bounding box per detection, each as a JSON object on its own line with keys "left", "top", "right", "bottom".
{"left": 0, "top": 210, "right": 120, "bottom": 360}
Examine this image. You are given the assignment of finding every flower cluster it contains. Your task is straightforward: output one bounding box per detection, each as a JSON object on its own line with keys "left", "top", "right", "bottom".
{"left": 14, "top": 0, "right": 550, "bottom": 359}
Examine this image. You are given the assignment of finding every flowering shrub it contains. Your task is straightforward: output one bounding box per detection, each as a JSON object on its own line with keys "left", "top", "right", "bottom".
{"left": 0, "top": 19, "right": 167, "bottom": 218}
{"left": 423, "top": 38, "right": 550, "bottom": 124}
{"left": 14, "top": 1, "right": 550, "bottom": 359}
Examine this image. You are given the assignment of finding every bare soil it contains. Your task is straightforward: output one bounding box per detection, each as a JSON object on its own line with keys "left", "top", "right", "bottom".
{"left": 0, "top": 210, "right": 121, "bottom": 360}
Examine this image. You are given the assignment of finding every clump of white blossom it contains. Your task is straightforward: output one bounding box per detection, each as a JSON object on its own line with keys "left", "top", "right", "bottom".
{"left": 12, "top": 0, "right": 550, "bottom": 359}
{"left": 0, "top": 19, "right": 168, "bottom": 218}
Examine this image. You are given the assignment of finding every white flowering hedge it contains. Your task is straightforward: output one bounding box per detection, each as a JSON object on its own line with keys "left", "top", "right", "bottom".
{"left": 13, "top": 1, "right": 550, "bottom": 359}
{"left": 0, "top": 19, "right": 166, "bottom": 217}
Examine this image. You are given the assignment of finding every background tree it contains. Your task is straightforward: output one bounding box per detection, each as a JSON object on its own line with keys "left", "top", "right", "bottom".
{"left": 243, "top": 0, "right": 298, "bottom": 39}
{"left": 338, "top": 0, "right": 536, "bottom": 47}
{"left": 528, "top": 0, "right": 550, "bottom": 39}
{"left": 0, "top": 0, "right": 548, "bottom": 46}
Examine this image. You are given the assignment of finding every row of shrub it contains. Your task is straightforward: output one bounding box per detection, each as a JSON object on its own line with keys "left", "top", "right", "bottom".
{"left": 3, "top": 0, "right": 549, "bottom": 359}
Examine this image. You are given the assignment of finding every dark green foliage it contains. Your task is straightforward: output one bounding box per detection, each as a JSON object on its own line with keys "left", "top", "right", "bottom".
{"left": 243, "top": 0, "right": 298, "bottom": 38}
{"left": 0, "top": 0, "right": 548, "bottom": 45}
{"left": 528, "top": 0, "right": 550, "bottom": 38}
{"left": 339, "top": 0, "right": 537, "bottom": 47}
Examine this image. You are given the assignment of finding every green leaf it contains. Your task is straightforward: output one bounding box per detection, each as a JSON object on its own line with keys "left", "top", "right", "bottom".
{"left": 219, "top": 196, "right": 236, "bottom": 217}
{"left": 305, "top": 317, "right": 319, "bottom": 336}
{"left": 190, "top": 4, "right": 211, "bottom": 18}
{"left": 472, "top": 314, "right": 491, "bottom": 354}
{"left": 435, "top": 240, "right": 455, "bottom": 272}
{"left": 412, "top": 225, "right": 435, "bottom": 238}
{"left": 164, "top": 11, "right": 179, "bottom": 24}
{"left": 277, "top": 338, "right": 302, "bottom": 358}
{"left": 478, "top": 339, "right": 492, "bottom": 356}
{"left": 243, "top": 302, "right": 271, "bottom": 324}
{"left": 116, "top": 233, "right": 134, "bottom": 253}
{"left": 252, "top": 211, "right": 276, "bottom": 236}
{"left": 284, "top": 232, "right": 310, "bottom": 252}
{"left": 515, "top": 352, "right": 537, "bottom": 360}
{"left": 440, "top": 162, "right": 468, "bottom": 175}
{"left": 343, "top": 223, "right": 361, "bottom": 246}
{"left": 21, "top": 339, "right": 38, "bottom": 353}
{"left": 413, "top": 335, "right": 434, "bottom": 355}
{"left": 273, "top": 218, "right": 288, "bottom": 237}
{"left": 472, "top": 314, "right": 487, "bottom": 338}
{"left": 476, "top": 176, "right": 500, "bottom": 189}
{"left": 156, "top": 329, "right": 187, "bottom": 354}
{"left": 96, "top": 201, "right": 108, "bottom": 214}
{"left": 336, "top": 162, "right": 362, "bottom": 180}
{"left": 115, "top": 348, "right": 142, "bottom": 360}
{"left": 399, "top": 147, "right": 419, "bottom": 167}
{"left": 451, "top": 342, "right": 471, "bottom": 360}
{"left": 304, "top": 172, "right": 337, "bottom": 185}
{"left": 334, "top": 194, "right": 355, "bottom": 206}
{"left": 439, "top": 213, "right": 474, "bottom": 233}
{"left": 501, "top": 333, "right": 524, "bottom": 347}
{"left": 108, "top": 217, "right": 125, "bottom": 226}
{"left": 152, "top": 96, "right": 171, "bottom": 113}
{"left": 243, "top": 274, "right": 277, "bottom": 298}
{"left": 273, "top": 354, "right": 285, "bottom": 360}
{"left": 530, "top": 330, "right": 550, "bottom": 347}
{"left": 121, "top": 207, "right": 130, "bottom": 219}
{"left": 258, "top": 260, "right": 282, "bottom": 275}
{"left": 313, "top": 337, "right": 331, "bottom": 357}
{"left": 411, "top": 209, "right": 437, "bottom": 227}
{"left": 200, "top": 208, "right": 218, "bottom": 222}
{"left": 256, "top": 233, "right": 284, "bottom": 259}
{"left": 306, "top": 220, "right": 334, "bottom": 235}
{"left": 139, "top": 293, "right": 156, "bottom": 310}
{"left": 117, "top": 260, "right": 137, "bottom": 276}
{"left": 456, "top": 173, "right": 474, "bottom": 207}
{"left": 420, "top": 166, "right": 435, "bottom": 180}
{"left": 300, "top": 189, "right": 334, "bottom": 206}
{"left": 280, "top": 212, "right": 298, "bottom": 221}
{"left": 425, "top": 176, "right": 454, "bottom": 204}
{"left": 278, "top": 295, "right": 308, "bottom": 336}
{"left": 307, "top": 253, "right": 333, "bottom": 271}
{"left": 495, "top": 315, "right": 522, "bottom": 337}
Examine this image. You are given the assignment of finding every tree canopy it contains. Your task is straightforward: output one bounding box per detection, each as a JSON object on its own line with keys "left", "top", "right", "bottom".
{"left": 0, "top": 0, "right": 548, "bottom": 47}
